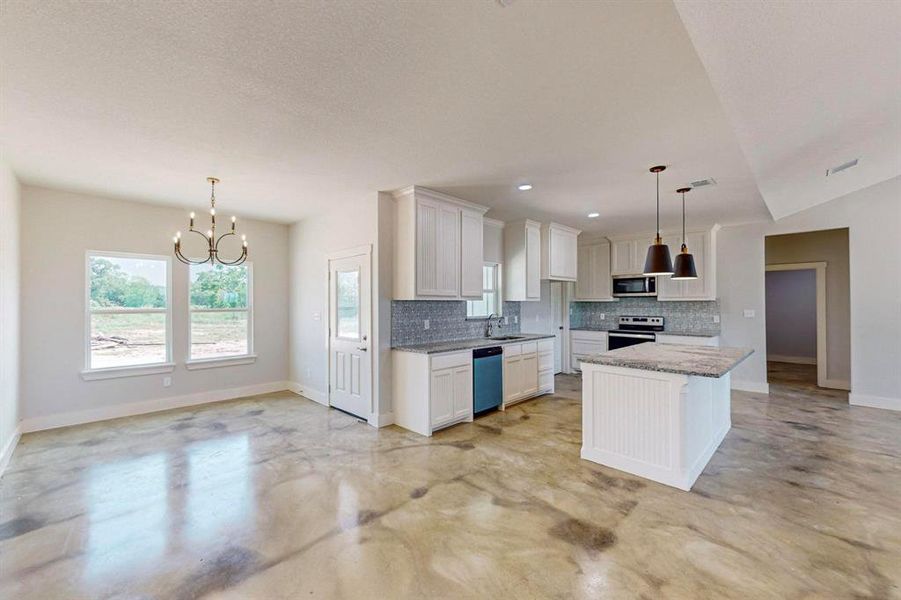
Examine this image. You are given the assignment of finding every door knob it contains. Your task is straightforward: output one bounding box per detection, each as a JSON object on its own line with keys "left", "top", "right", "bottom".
{"left": 357, "top": 347, "right": 368, "bottom": 352}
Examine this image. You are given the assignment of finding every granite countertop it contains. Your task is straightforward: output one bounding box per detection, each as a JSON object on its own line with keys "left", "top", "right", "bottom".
{"left": 580, "top": 343, "right": 753, "bottom": 378}
{"left": 393, "top": 333, "right": 556, "bottom": 355}
{"left": 570, "top": 326, "right": 721, "bottom": 337}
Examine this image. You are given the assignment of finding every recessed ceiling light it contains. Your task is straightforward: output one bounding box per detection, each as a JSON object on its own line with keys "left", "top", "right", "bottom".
{"left": 587, "top": 212, "right": 600, "bottom": 218}
{"left": 826, "top": 158, "right": 859, "bottom": 176}
{"left": 517, "top": 184, "right": 533, "bottom": 191}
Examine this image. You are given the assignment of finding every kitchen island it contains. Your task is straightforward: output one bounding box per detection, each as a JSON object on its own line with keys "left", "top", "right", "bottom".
{"left": 579, "top": 343, "right": 753, "bottom": 491}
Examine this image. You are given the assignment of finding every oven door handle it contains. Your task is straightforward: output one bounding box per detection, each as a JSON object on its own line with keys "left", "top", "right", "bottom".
{"left": 609, "top": 333, "right": 656, "bottom": 340}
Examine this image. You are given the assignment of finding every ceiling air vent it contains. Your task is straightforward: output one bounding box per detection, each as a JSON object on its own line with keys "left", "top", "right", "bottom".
{"left": 826, "top": 158, "right": 859, "bottom": 177}
{"left": 690, "top": 178, "right": 717, "bottom": 188}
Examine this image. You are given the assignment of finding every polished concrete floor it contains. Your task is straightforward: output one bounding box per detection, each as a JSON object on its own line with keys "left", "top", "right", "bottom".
{"left": 2, "top": 375, "right": 899, "bottom": 599}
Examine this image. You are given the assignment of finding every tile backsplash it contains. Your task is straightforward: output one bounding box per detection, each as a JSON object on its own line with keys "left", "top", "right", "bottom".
{"left": 570, "top": 297, "right": 720, "bottom": 333}
{"left": 392, "top": 301, "right": 521, "bottom": 347}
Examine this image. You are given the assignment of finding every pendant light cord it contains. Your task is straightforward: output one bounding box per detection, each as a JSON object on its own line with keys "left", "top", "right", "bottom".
{"left": 682, "top": 190, "right": 685, "bottom": 247}
{"left": 656, "top": 170, "right": 660, "bottom": 239}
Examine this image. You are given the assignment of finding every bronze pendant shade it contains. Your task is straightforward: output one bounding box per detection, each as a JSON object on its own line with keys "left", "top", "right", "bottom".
{"left": 643, "top": 165, "right": 674, "bottom": 276}
{"left": 671, "top": 187, "right": 698, "bottom": 280}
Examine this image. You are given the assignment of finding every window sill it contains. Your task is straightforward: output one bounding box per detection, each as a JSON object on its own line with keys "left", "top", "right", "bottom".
{"left": 185, "top": 354, "right": 257, "bottom": 370}
{"left": 465, "top": 316, "right": 504, "bottom": 322}
{"left": 81, "top": 362, "right": 176, "bottom": 381}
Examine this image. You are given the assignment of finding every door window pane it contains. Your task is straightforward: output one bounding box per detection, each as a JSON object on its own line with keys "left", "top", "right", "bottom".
{"left": 190, "top": 312, "right": 249, "bottom": 359}
{"left": 91, "top": 312, "right": 167, "bottom": 368}
{"left": 336, "top": 269, "right": 360, "bottom": 339}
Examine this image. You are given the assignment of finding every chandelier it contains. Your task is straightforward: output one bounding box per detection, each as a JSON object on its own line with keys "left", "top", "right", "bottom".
{"left": 173, "top": 177, "right": 248, "bottom": 266}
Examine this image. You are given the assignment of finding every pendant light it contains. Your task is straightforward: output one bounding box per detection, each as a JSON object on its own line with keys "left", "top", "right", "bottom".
{"left": 671, "top": 187, "right": 698, "bottom": 280}
{"left": 642, "top": 165, "right": 674, "bottom": 276}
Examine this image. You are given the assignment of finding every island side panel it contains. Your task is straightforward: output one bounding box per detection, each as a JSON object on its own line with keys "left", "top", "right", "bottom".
{"left": 680, "top": 373, "right": 733, "bottom": 490}
{"left": 581, "top": 363, "right": 689, "bottom": 488}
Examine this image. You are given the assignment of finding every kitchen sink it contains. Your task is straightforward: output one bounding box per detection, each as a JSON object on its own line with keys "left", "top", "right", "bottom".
{"left": 489, "top": 335, "right": 527, "bottom": 341}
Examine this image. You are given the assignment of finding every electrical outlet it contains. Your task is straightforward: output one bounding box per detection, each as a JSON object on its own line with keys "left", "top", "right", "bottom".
{"left": 305, "top": 368, "right": 311, "bottom": 379}
{"left": 743, "top": 309, "right": 756, "bottom": 318}
{"left": 513, "top": 316, "right": 518, "bottom": 324}
{"left": 423, "top": 319, "right": 430, "bottom": 330}
{"left": 713, "top": 315, "right": 720, "bottom": 324}
{"left": 163, "top": 376, "right": 172, "bottom": 387}
{"left": 313, "top": 312, "right": 321, "bottom": 321}
{"left": 599, "top": 313, "right": 606, "bottom": 320}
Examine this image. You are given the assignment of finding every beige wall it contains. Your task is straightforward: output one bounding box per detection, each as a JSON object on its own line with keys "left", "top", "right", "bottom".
{"left": 288, "top": 194, "right": 382, "bottom": 415}
{"left": 718, "top": 176, "right": 901, "bottom": 407}
{"left": 765, "top": 228, "right": 850, "bottom": 384}
{"left": 0, "top": 162, "right": 21, "bottom": 466}
{"left": 19, "top": 186, "right": 290, "bottom": 428}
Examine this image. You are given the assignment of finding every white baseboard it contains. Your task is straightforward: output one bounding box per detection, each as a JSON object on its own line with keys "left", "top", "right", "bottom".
{"left": 824, "top": 379, "right": 851, "bottom": 391}
{"left": 369, "top": 412, "right": 395, "bottom": 428}
{"left": 850, "top": 393, "right": 901, "bottom": 412}
{"left": 768, "top": 355, "right": 816, "bottom": 365}
{"left": 0, "top": 425, "right": 22, "bottom": 478}
{"left": 731, "top": 379, "right": 770, "bottom": 395}
{"left": 287, "top": 381, "right": 328, "bottom": 406}
{"left": 20, "top": 381, "right": 293, "bottom": 433}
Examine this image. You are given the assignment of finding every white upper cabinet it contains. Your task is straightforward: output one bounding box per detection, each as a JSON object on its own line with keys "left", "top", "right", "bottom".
{"left": 504, "top": 219, "right": 541, "bottom": 301}
{"left": 656, "top": 227, "right": 718, "bottom": 301}
{"left": 460, "top": 209, "right": 484, "bottom": 299}
{"left": 392, "top": 186, "right": 488, "bottom": 300}
{"left": 575, "top": 238, "right": 614, "bottom": 301}
{"left": 540, "top": 222, "right": 580, "bottom": 281}
{"left": 610, "top": 236, "right": 655, "bottom": 276}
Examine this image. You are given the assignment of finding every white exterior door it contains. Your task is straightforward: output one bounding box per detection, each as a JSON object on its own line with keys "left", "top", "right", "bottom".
{"left": 329, "top": 252, "right": 371, "bottom": 419}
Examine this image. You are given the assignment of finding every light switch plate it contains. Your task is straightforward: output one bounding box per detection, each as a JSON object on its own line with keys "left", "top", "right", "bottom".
{"left": 743, "top": 309, "right": 756, "bottom": 318}
{"left": 423, "top": 319, "right": 430, "bottom": 330}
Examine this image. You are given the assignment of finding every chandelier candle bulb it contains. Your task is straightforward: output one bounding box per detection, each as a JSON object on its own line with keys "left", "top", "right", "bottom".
{"left": 189, "top": 212, "right": 195, "bottom": 226}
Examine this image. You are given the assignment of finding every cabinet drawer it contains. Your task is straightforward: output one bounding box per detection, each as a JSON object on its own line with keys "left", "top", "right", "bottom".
{"left": 521, "top": 341, "right": 537, "bottom": 355}
{"left": 537, "top": 339, "right": 554, "bottom": 353}
{"left": 572, "top": 340, "right": 605, "bottom": 356}
{"left": 538, "top": 350, "right": 554, "bottom": 371}
{"left": 503, "top": 343, "right": 522, "bottom": 357}
{"left": 571, "top": 330, "right": 608, "bottom": 342}
{"left": 431, "top": 350, "right": 471, "bottom": 371}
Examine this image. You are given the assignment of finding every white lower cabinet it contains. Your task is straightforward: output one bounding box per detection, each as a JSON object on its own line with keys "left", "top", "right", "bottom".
{"left": 503, "top": 340, "right": 552, "bottom": 407}
{"left": 570, "top": 330, "right": 608, "bottom": 372}
{"left": 393, "top": 350, "right": 473, "bottom": 436}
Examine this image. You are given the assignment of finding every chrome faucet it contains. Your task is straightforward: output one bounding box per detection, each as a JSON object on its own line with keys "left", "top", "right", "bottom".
{"left": 486, "top": 313, "right": 503, "bottom": 337}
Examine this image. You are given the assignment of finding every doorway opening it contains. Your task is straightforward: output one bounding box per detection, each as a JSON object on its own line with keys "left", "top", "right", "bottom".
{"left": 764, "top": 229, "right": 850, "bottom": 392}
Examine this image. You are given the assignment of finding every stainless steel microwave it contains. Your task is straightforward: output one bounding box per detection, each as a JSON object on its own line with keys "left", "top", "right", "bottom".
{"left": 612, "top": 275, "right": 657, "bottom": 297}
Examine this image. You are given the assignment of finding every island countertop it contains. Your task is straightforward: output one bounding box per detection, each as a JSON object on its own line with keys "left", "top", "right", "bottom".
{"left": 580, "top": 343, "right": 753, "bottom": 378}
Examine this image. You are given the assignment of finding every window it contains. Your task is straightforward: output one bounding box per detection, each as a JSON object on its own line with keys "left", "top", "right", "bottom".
{"left": 86, "top": 252, "right": 171, "bottom": 373}
{"left": 466, "top": 264, "right": 501, "bottom": 318}
{"left": 335, "top": 268, "right": 361, "bottom": 339}
{"left": 189, "top": 263, "right": 252, "bottom": 362}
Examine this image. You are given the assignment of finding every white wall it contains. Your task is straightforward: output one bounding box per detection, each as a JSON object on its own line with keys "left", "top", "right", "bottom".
{"left": 19, "top": 186, "right": 290, "bottom": 429}
{"left": 765, "top": 228, "right": 850, "bottom": 380}
{"left": 288, "top": 194, "right": 380, "bottom": 414}
{"left": 0, "top": 162, "right": 21, "bottom": 468}
{"left": 765, "top": 270, "right": 817, "bottom": 361}
{"left": 718, "top": 176, "right": 901, "bottom": 407}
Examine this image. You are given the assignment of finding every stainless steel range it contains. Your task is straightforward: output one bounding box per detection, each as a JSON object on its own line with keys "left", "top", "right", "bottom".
{"left": 607, "top": 316, "right": 664, "bottom": 350}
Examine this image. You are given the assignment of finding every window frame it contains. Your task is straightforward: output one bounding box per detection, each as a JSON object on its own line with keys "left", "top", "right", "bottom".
{"left": 466, "top": 263, "right": 503, "bottom": 320}
{"left": 82, "top": 250, "right": 174, "bottom": 380}
{"left": 185, "top": 261, "right": 256, "bottom": 370}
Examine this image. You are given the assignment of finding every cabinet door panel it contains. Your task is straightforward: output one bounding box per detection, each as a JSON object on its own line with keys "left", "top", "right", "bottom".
{"left": 452, "top": 365, "right": 472, "bottom": 419}
{"left": 576, "top": 244, "right": 592, "bottom": 299}
{"left": 430, "top": 368, "right": 455, "bottom": 427}
{"left": 522, "top": 354, "right": 539, "bottom": 396}
{"left": 416, "top": 199, "right": 439, "bottom": 295}
{"left": 504, "top": 356, "right": 523, "bottom": 403}
{"left": 680, "top": 232, "right": 707, "bottom": 298}
{"left": 460, "top": 210, "right": 483, "bottom": 298}
{"left": 436, "top": 205, "right": 460, "bottom": 296}
{"left": 611, "top": 239, "right": 635, "bottom": 275}
{"left": 526, "top": 226, "right": 541, "bottom": 299}
{"left": 595, "top": 242, "right": 612, "bottom": 299}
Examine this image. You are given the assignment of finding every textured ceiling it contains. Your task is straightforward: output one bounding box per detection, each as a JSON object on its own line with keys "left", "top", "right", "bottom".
{"left": 0, "top": 1, "right": 783, "bottom": 232}
{"left": 675, "top": 0, "right": 901, "bottom": 220}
